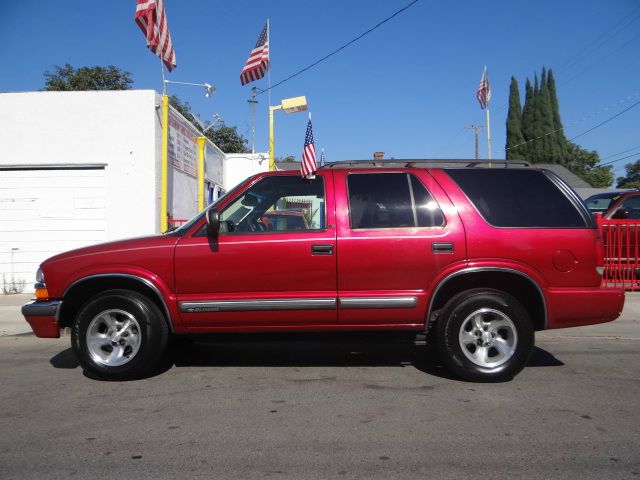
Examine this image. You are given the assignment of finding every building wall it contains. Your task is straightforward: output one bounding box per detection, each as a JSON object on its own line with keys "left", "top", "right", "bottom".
{"left": 224, "top": 153, "right": 269, "bottom": 190}
{"left": 0, "top": 90, "right": 160, "bottom": 285}
{"left": 0, "top": 90, "right": 267, "bottom": 289}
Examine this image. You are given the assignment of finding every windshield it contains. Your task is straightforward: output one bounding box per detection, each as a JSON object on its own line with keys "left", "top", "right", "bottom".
{"left": 584, "top": 192, "right": 622, "bottom": 214}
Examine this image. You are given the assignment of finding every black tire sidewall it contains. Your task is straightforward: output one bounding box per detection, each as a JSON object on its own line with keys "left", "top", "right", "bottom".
{"left": 72, "top": 290, "right": 168, "bottom": 380}
{"left": 437, "top": 289, "right": 534, "bottom": 382}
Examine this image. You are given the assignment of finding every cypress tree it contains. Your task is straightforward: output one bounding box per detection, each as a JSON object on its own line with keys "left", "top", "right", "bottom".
{"left": 530, "top": 74, "right": 545, "bottom": 162}
{"left": 538, "top": 68, "right": 556, "bottom": 162}
{"left": 547, "top": 69, "right": 566, "bottom": 164}
{"left": 521, "top": 78, "right": 535, "bottom": 160}
{"left": 505, "top": 77, "right": 525, "bottom": 159}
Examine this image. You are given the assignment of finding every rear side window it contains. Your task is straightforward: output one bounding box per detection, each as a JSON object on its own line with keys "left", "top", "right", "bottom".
{"left": 445, "top": 169, "right": 588, "bottom": 228}
{"left": 347, "top": 173, "right": 444, "bottom": 229}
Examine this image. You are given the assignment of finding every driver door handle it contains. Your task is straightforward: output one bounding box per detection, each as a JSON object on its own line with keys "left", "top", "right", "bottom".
{"left": 312, "top": 244, "right": 334, "bottom": 255}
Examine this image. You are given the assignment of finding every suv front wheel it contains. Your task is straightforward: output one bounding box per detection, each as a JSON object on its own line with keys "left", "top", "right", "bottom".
{"left": 436, "top": 288, "right": 534, "bottom": 382}
{"left": 72, "top": 289, "right": 169, "bottom": 380}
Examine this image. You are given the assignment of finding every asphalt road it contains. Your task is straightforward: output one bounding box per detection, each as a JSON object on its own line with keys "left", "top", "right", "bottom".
{"left": 1, "top": 323, "right": 639, "bottom": 479}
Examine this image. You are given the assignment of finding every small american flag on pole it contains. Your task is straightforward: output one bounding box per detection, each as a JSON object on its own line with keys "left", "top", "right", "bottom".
{"left": 134, "top": 0, "right": 177, "bottom": 71}
{"left": 301, "top": 118, "right": 317, "bottom": 178}
{"left": 476, "top": 66, "right": 491, "bottom": 109}
{"left": 240, "top": 23, "right": 269, "bottom": 86}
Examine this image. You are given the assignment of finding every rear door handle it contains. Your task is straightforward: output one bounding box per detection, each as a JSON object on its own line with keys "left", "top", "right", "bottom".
{"left": 432, "top": 242, "right": 454, "bottom": 253}
{"left": 312, "top": 244, "right": 334, "bottom": 255}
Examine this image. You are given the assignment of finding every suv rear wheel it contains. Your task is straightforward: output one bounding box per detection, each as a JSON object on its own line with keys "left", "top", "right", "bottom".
{"left": 436, "top": 289, "right": 534, "bottom": 382}
{"left": 71, "top": 289, "right": 169, "bottom": 380}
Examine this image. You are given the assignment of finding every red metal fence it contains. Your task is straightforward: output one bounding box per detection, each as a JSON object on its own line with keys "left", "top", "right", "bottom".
{"left": 598, "top": 216, "right": 640, "bottom": 291}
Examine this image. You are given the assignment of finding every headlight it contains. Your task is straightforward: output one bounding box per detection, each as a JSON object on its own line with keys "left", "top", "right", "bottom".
{"left": 36, "top": 268, "right": 45, "bottom": 285}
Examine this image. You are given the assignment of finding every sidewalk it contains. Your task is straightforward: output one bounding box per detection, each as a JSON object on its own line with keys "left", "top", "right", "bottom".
{"left": 0, "top": 294, "right": 33, "bottom": 336}
{"left": 1, "top": 292, "right": 639, "bottom": 338}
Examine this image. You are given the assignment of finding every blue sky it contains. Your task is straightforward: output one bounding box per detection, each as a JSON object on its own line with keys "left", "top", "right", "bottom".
{"left": 2, "top": 0, "right": 639, "bottom": 181}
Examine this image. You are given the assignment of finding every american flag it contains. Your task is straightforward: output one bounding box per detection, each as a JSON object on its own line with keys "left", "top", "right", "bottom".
{"left": 301, "top": 119, "right": 317, "bottom": 178}
{"left": 240, "top": 23, "right": 269, "bottom": 86}
{"left": 476, "top": 66, "right": 491, "bottom": 109}
{"left": 134, "top": 0, "right": 177, "bottom": 71}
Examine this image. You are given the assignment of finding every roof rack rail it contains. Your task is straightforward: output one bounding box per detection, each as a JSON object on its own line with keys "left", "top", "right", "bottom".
{"left": 320, "top": 159, "right": 531, "bottom": 169}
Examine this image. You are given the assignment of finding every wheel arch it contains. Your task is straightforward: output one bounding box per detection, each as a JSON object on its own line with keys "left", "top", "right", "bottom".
{"left": 428, "top": 268, "right": 547, "bottom": 331}
{"left": 59, "top": 274, "right": 174, "bottom": 333}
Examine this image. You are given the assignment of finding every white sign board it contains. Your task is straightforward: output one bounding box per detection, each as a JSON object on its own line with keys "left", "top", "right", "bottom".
{"left": 168, "top": 107, "right": 199, "bottom": 178}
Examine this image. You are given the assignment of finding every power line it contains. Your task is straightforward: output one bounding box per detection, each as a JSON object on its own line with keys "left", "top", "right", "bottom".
{"left": 257, "top": 0, "right": 421, "bottom": 95}
{"left": 505, "top": 93, "right": 640, "bottom": 152}
{"left": 600, "top": 151, "right": 640, "bottom": 167}
{"left": 568, "top": 99, "right": 640, "bottom": 142}
{"left": 557, "top": 4, "right": 640, "bottom": 74}
{"left": 559, "top": 32, "right": 640, "bottom": 88}
{"left": 600, "top": 144, "right": 640, "bottom": 161}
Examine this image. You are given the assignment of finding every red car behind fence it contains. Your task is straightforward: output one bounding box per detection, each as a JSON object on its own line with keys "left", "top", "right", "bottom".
{"left": 598, "top": 215, "right": 640, "bottom": 290}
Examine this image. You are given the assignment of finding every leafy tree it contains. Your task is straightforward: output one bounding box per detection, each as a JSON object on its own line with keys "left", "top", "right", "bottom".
{"left": 505, "top": 77, "right": 525, "bottom": 160}
{"left": 565, "top": 143, "right": 613, "bottom": 188}
{"left": 168, "top": 96, "right": 250, "bottom": 154}
{"left": 275, "top": 155, "right": 296, "bottom": 163}
{"left": 43, "top": 64, "right": 133, "bottom": 91}
{"left": 616, "top": 160, "right": 640, "bottom": 189}
{"left": 206, "top": 123, "right": 250, "bottom": 154}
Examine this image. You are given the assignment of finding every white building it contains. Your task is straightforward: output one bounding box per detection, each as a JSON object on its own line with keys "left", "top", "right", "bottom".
{"left": 0, "top": 90, "right": 267, "bottom": 290}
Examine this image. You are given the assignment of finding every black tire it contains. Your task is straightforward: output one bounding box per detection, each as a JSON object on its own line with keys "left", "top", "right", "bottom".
{"left": 71, "top": 289, "right": 169, "bottom": 380}
{"left": 436, "top": 288, "right": 534, "bottom": 382}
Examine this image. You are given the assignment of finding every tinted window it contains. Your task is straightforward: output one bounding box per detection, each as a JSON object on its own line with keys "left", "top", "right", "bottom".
{"left": 218, "top": 176, "right": 324, "bottom": 233}
{"left": 411, "top": 175, "right": 445, "bottom": 227}
{"left": 616, "top": 194, "right": 640, "bottom": 219}
{"left": 348, "top": 173, "right": 444, "bottom": 229}
{"left": 445, "top": 169, "right": 587, "bottom": 228}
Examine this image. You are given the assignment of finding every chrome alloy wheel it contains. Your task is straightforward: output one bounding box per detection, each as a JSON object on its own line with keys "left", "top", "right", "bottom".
{"left": 458, "top": 308, "right": 518, "bottom": 368}
{"left": 86, "top": 309, "right": 142, "bottom": 367}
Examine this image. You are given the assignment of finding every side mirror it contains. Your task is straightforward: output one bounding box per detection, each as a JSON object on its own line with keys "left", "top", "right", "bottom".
{"left": 612, "top": 208, "right": 629, "bottom": 220}
{"left": 206, "top": 210, "right": 220, "bottom": 236}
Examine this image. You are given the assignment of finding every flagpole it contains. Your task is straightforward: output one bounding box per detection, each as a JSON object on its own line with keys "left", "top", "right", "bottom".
{"left": 267, "top": 19, "right": 271, "bottom": 113}
{"left": 486, "top": 107, "right": 492, "bottom": 168}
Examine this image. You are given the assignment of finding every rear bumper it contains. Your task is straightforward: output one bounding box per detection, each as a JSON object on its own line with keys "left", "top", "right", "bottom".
{"left": 545, "top": 287, "right": 625, "bottom": 329}
{"left": 21, "top": 300, "right": 62, "bottom": 338}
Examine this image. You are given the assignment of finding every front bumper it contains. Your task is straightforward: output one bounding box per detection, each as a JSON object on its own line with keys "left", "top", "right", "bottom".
{"left": 21, "top": 300, "right": 62, "bottom": 338}
{"left": 545, "top": 287, "right": 625, "bottom": 329}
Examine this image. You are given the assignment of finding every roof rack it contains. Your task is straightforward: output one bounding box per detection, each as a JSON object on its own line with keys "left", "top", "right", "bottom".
{"left": 320, "top": 159, "right": 531, "bottom": 169}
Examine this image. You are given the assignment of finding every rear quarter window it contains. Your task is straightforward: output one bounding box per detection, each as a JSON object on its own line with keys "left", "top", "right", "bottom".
{"left": 445, "top": 169, "right": 589, "bottom": 228}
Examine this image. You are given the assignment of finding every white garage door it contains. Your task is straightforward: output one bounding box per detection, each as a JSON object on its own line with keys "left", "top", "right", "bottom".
{"left": 0, "top": 167, "right": 106, "bottom": 290}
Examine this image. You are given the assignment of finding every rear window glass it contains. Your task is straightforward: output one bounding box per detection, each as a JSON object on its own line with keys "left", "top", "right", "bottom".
{"left": 445, "top": 169, "right": 587, "bottom": 228}
{"left": 347, "top": 173, "right": 444, "bottom": 229}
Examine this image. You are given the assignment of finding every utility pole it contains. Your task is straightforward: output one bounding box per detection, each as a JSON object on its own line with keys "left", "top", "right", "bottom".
{"left": 465, "top": 124, "right": 485, "bottom": 160}
{"left": 248, "top": 87, "right": 259, "bottom": 153}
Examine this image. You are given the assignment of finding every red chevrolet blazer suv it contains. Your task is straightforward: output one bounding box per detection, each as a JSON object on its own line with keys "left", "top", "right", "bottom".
{"left": 22, "top": 161, "right": 624, "bottom": 382}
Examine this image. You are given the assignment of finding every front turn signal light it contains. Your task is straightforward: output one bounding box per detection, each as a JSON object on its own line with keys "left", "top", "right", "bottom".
{"left": 35, "top": 288, "right": 50, "bottom": 301}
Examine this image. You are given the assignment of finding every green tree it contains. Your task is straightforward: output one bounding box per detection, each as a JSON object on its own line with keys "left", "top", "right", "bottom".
{"left": 547, "top": 69, "right": 566, "bottom": 163}
{"left": 505, "top": 77, "right": 525, "bottom": 159}
{"left": 43, "top": 64, "right": 133, "bottom": 91}
{"left": 616, "top": 160, "right": 640, "bottom": 189}
{"left": 521, "top": 78, "right": 535, "bottom": 160}
{"left": 538, "top": 68, "right": 556, "bottom": 163}
{"left": 508, "top": 67, "right": 612, "bottom": 187}
{"left": 168, "top": 95, "right": 250, "bottom": 154}
{"left": 565, "top": 143, "right": 613, "bottom": 188}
